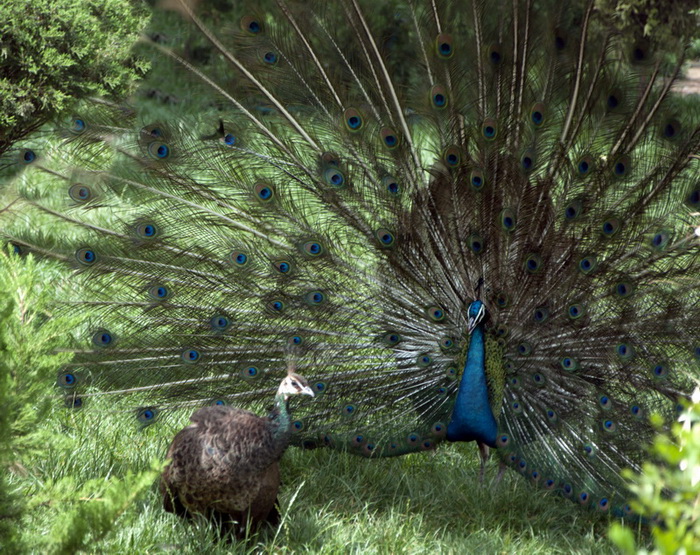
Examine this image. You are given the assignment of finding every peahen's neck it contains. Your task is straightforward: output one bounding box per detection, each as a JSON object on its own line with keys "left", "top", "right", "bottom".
{"left": 446, "top": 320, "right": 498, "bottom": 447}
{"left": 270, "top": 393, "right": 293, "bottom": 442}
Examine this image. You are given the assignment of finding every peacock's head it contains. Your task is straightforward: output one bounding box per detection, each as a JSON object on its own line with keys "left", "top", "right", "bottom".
{"left": 467, "top": 300, "right": 486, "bottom": 333}
{"left": 277, "top": 372, "right": 315, "bottom": 401}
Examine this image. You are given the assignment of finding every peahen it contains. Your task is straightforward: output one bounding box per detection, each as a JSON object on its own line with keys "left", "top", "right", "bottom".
{"left": 161, "top": 369, "right": 314, "bottom": 537}
{"left": 2, "top": 0, "right": 700, "bottom": 516}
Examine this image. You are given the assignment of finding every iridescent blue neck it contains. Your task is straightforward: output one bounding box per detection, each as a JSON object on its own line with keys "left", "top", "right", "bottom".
{"left": 446, "top": 321, "right": 498, "bottom": 447}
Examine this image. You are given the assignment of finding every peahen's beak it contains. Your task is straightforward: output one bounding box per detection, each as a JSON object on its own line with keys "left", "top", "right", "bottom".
{"left": 300, "top": 386, "right": 315, "bottom": 397}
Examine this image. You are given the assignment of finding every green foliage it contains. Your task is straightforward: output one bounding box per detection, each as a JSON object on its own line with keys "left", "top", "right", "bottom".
{"left": 0, "top": 248, "right": 76, "bottom": 550}
{"left": 0, "top": 0, "right": 150, "bottom": 155}
{"left": 609, "top": 391, "right": 700, "bottom": 554}
{"left": 596, "top": 0, "right": 700, "bottom": 44}
{"left": 0, "top": 250, "right": 165, "bottom": 552}
{"left": 47, "top": 460, "right": 165, "bottom": 555}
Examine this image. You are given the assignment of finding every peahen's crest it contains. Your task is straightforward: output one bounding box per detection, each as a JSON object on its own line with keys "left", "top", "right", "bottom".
{"left": 2, "top": 0, "right": 700, "bottom": 514}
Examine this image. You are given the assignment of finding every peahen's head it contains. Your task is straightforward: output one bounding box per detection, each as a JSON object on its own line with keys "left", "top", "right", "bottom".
{"left": 277, "top": 372, "right": 315, "bottom": 401}
{"left": 467, "top": 300, "right": 486, "bottom": 333}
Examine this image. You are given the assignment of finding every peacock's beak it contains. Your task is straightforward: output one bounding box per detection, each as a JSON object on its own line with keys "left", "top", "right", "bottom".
{"left": 301, "top": 386, "right": 315, "bottom": 397}
{"left": 467, "top": 316, "right": 478, "bottom": 334}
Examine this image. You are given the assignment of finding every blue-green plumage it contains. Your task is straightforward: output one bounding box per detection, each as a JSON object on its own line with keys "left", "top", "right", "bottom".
{"left": 447, "top": 301, "right": 498, "bottom": 447}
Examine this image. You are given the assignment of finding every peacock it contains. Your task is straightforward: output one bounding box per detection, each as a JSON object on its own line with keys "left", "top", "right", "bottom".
{"left": 2, "top": 0, "right": 700, "bottom": 517}
{"left": 161, "top": 369, "right": 314, "bottom": 538}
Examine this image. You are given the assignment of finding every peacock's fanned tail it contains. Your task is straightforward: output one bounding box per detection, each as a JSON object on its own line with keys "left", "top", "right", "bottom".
{"left": 3, "top": 0, "right": 700, "bottom": 513}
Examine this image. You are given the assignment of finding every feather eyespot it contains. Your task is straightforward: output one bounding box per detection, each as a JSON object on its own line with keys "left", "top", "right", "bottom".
{"left": 576, "top": 155, "right": 594, "bottom": 176}
{"left": 435, "top": 33, "right": 454, "bottom": 58}
{"left": 181, "top": 349, "right": 201, "bottom": 363}
{"left": 240, "top": 16, "right": 263, "bottom": 34}
{"left": 661, "top": 118, "right": 681, "bottom": 140}
{"left": 240, "top": 366, "right": 259, "bottom": 380}
{"left": 426, "top": 306, "right": 445, "bottom": 321}
{"left": 520, "top": 149, "right": 536, "bottom": 173}
{"left": 431, "top": 85, "right": 448, "bottom": 109}
{"left": 614, "top": 280, "right": 635, "bottom": 298}
{"left": 470, "top": 169, "right": 485, "bottom": 190}
{"left": 533, "top": 307, "right": 549, "bottom": 323}
{"left": 210, "top": 315, "right": 230, "bottom": 332}
{"left": 137, "top": 407, "right": 158, "bottom": 425}
{"left": 254, "top": 182, "right": 275, "bottom": 202}
{"left": 382, "top": 332, "right": 402, "bottom": 347}
{"left": 494, "top": 292, "right": 510, "bottom": 308}
{"left": 553, "top": 28, "right": 567, "bottom": 51}
{"left": 148, "top": 285, "right": 171, "bottom": 300}
{"left": 560, "top": 357, "right": 579, "bottom": 371}
{"left": 578, "top": 256, "right": 598, "bottom": 274}
{"left": 443, "top": 145, "right": 460, "bottom": 167}
{"left": 601, "top": 216, "right": 622, "bottom": 238}
{"left": 375, "top": 228, "right": 395, "bottom": 247}
{"left": 606, "top": 88, "right": 623, "bottom": 111}
{"left": 147, "top": 142, "right": 170, "bottom": 160}
{"left": 524, "top": 253, "right": 543, "bottom": 273}
{"left": 92, "top": 329, "right": 114, "bottom": 347}
{"left": 69, "top": 184, "right": 92, "bottom": 203}
{"left": 323, "top": 167, "right": 346, "bottom": 188}
{"left": 262, "top": 51, "right": 278, "bottom": 65}
{"left": 530, "top": 102, "right": 546, "bottom": 127}
{"left": 76, "top": 247, "right": 97, "bottom": 265}
{"left": 304, "top": 290, "right": 326, "bottom": 305}
{"left": 499, "top": 208, "right": 516, "bottom": 232}
{"left": 267, "top": 300, "right": 285, "bottom": 313}
{"left": 273, "top": 260, "right": 292, "bottom": 274}
{"left": 22, "top": 149, "right": 37, "bottom": 164}
{"left": 230, "top": 251, "right": 249, "bottom": 267}
{"left": 563, "top": 199, "right": 583, "bottom": 220}
{"left": 651, "top": 363, "right": 669, "bottom": 380}
{"left": 135, "top": 223, "right": 158, "bottom": 239}
{"left": 417, "top": 354, "right": 432, "bottom": 367}
{"left": 57, "top": 371, "right": 79, "bottom": 389}
{"left": 612, "top": 156, "right": 631, "bottom": 178}
{"left": 616, "top": 343, "right": 635, "bottom": 360}
{"left": 222, "top": 133, "right": 237, "bottom": 147}
{"left": 468, "top": 233, "right": 484, "bottom": 254}
{"left": 482, "top": 118, "right": 498, "bottom": 140}
{"left": 343, "top": 108, "right": 364, "bottom": 132}
{"left": 301, "top": 241, "right": 324, "bottom": 257}
{"left": 380, "top": 127, "right": 400, "bottom": 149}
{"left": 487, "top": 43, "right": 503, "bottom": 65}
{"left": 651, "top": 230, "right": 671, "bottom": 250}
{"left": 382, "top": 175, "right": 400, "bottom": 195}
{"left": 70, "top": 118, "right": 86, "bottom": 134}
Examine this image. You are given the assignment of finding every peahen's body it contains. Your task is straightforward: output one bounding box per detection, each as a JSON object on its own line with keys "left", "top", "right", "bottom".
{"left": 2, "top": 0, "right": 700, "bottom": 514}
{"left": 161, "top": 371, "right": 314, "bottom": 537}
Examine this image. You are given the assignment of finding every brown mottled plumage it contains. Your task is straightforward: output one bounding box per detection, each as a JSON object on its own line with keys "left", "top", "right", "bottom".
{"left": 160, "top": 372, "right": 314, "bottom": 538}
